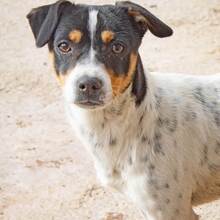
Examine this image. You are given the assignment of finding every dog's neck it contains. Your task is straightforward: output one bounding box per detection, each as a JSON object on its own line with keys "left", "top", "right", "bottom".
{"left": 68, "top": 85, "right": 137, "bottom": 130}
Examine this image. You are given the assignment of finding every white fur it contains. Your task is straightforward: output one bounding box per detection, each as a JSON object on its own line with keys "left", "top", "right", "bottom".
{"left": 88, "top": 10, "right": 98, "bottom": 61}
{"left": 65, "top": 70, "right": 220, "bottom": 220}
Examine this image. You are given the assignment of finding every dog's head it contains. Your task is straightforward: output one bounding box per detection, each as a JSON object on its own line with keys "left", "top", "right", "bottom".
{"left": 27, "top": 0, "right": 173, "bottom": 109}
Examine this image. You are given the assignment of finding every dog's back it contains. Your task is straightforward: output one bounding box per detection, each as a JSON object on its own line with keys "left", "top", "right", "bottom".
{"left": 151, "top": 72, "right": 220, "bottom": 205}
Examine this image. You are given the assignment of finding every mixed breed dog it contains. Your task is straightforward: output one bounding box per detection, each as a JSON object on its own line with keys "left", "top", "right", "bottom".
{"left": 27, "top": 1, "right": 220, "bottom": 219}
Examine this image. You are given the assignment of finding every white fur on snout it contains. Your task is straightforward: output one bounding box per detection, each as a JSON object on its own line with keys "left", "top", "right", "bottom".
{"left": 63, "top": 62, "right": 112, "bottom": 105}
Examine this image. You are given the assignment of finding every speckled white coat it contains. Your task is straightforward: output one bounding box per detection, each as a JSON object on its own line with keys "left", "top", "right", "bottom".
{"left": 66, "top": 72, "right": 220, "bottom": 220}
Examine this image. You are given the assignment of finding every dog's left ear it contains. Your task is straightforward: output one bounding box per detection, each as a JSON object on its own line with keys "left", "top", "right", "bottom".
{"left": 116, "top": 1, "right": 173, "bottom": 38}
{"left": 26, "top": 0, "right": 72, "bottom": 47}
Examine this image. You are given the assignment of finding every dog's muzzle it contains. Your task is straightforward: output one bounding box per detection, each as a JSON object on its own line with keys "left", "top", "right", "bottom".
{"left": 74, "top": 75, "right": 105, "bottom": 108}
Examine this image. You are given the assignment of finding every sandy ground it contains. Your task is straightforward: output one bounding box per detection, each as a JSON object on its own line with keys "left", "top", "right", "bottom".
{"left": 0, "top": 0, "right": 220, "bottom": 219}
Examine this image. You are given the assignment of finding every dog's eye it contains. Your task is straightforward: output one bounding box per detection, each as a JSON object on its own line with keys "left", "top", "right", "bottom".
{"left": 58, "top": 42, "right": 71, "bottom": 53}
{"left": 112, "top": 43, "right": 124, "bottom": 54}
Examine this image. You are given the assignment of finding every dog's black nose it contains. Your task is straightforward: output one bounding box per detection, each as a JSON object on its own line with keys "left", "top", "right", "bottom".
{"left": 78, "top": 76, "right": 103, "bottom": 93}
{"left": 75, "top": 76, "right": 104, "bottom": 107}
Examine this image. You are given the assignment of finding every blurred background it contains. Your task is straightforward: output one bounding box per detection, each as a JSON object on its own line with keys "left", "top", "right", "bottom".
{"left": 0, "top": 0, "right": 220, "bottom": 219}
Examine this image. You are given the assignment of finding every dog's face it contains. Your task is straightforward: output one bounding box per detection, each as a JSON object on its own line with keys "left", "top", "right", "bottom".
{"left": 27, "top": 1, "right": 172, "bottom": 109}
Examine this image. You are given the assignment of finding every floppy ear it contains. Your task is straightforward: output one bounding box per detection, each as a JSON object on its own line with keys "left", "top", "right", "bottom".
{"left": 116, "top": 1, "right": 173, "bottom": 38}
{"left": 132, "top": 54, "right": 147, "bottom": 105}
{"left": 26, "top": 0, "right": 72, "bottom": 47}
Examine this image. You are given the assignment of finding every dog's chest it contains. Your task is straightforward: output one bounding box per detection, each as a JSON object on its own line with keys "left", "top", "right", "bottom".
{"left": 68, "top": 106, "right": 140, "bottom": 191}
{"left": 85, "top": 122, "right": 137, "bottom": 190}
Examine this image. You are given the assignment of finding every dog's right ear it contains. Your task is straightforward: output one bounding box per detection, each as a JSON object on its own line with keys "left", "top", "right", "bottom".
{"left": 26, "top": 0, "right": 72, "bottom": 48}
{"left": 116, "top": 1, "right": 173, "bottom": 38}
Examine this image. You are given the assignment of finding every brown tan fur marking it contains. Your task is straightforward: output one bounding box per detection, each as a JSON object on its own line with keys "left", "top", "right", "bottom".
{"left": 101, "top": 30, "right": 115, "bottom": 44}
{"left": 107, "top": 53, "right": 138, "bottom": 97}
{"left": 68, "top": 30, "right": 83, "bottom": 43}
{"left": 49, "top": 51, "right": 69, "bottom": 86}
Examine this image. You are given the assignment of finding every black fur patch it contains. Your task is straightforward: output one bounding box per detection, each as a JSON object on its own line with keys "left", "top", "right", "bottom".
{"left": 27, "top": 1, "right": 73, "bottom": 47}
{"left": 132, "top": 55, "right": 147, "bottom": 105}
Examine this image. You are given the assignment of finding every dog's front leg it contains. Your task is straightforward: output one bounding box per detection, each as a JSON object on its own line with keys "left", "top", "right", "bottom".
{"left": 140, "top": 202, "right": 199, "bottom": 220}
{"left": 125, "top": 174, "right": 199, "bottom": 220}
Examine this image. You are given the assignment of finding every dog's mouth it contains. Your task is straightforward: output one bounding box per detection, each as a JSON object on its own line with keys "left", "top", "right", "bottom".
{"left": 74, "top": 99, "right": 105, "bottom": 109}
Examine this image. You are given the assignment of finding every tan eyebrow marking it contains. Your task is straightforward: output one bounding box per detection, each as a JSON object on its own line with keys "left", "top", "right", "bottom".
{"left": 68, "top": 30, "right": 83, "bottom": 43}
{"left": 101, "top": 30, "right": 115, "bottom": 43}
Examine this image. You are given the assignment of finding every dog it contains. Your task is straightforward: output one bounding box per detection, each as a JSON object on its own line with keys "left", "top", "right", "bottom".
{"left": 27, "top": 1, "right": 220, "bottom": 219}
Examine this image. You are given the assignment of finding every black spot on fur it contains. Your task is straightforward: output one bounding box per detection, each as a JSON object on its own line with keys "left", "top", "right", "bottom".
{"left": 185, "top": 110, "right": 197, "bottom": 121}
{"left": 148, "top": 164, "right": 155, "bottom": 177}
{"left": 164, "top": 183, "right": 170, "bottom": 189}
{"left": 173, "top": 169, "right": 178, "bottom": 182}
{"left": 212, "top": 101, "right": 217, "bottom": 106}
{"left": 205, "top": 101, "right": 220, "bottom": 127}
{"left": 139, "top": 114, "right": 144, "bottom": 124}
{"left": 168, "top": 103, "right": 178, "bottom": 132}
{"left": 141, "top": 135, "right": 148, "bottom": 143}
{"left": 102, "top": 123, "right": 105, "bottom": 129}
{"left": 153, "top": 132, "right": 164, "bottom": 155}
{"left": 200, "top": 144, "right": 208, "bottom": 166}
{"left": 154, "top": 141, "right": 162, "bottom": 154}
{"left": 214, "top": 113, "right": 220, "bottom": 127}
{"left": 193, "top": 87, "right": 220, "bottom": 127}
{"left": 152, "top": 193, "right": 158, "bottom": 199}
{"left": 178, "top": 193, "right": 183, "bottom": 199}
{"left": 156, "top": 117, "right": 164, "bottom": 127}
{"left": 141, "top": 154, "right": 148, "bottom": 162}
{"left": 215, "top": 142, "right": 220, "bottom": 155}
{"left": 148, "top": 178, "right": 157, "bottom": 185}
{"left": 157, "top": 116, "right": 177, "bottom": 133}
{"left": 88, "top": 132, "right": 94, "bottom": 140}
{"left": 192, "top": 112, "right": 197, "bottom": 119}
{"left": 128, "top": 156, "right": 132, "bottom": 165}
{"left": 155, "top": 88, "right": 163, "bottom": 109}
{"left": 94, "top": 142, "right": 102, "bottom": 148}
{"left": 158, "top": 117, "right": 170, "bottom": 127}
{"left": 174, "top": 140, "right": 177, "bottom": 148}
{"left": 149, "top": 164, "right": 155, "bottom": 170}
{"left": 148, "top": 178, "right": 159, "bottom": 190}
{"left": 165, "top": 198, "right": 170, "bottom": 204}
{"left": 175, "top": 209, "right": 180, "bottom": 215}
{"left": 208, "top": 163, "right": 220, "bottom": 172}
{"left": 109, "top": 137, "right": 117, "bottom": 146}
{"left": 169, "top": 118, "right": 177, "bottom": 132}
{"left": 158, "top": 206, "right": 163, "bottom": 211}
{"left": 193, "top": 87, "right": 206, "bottom": 105}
